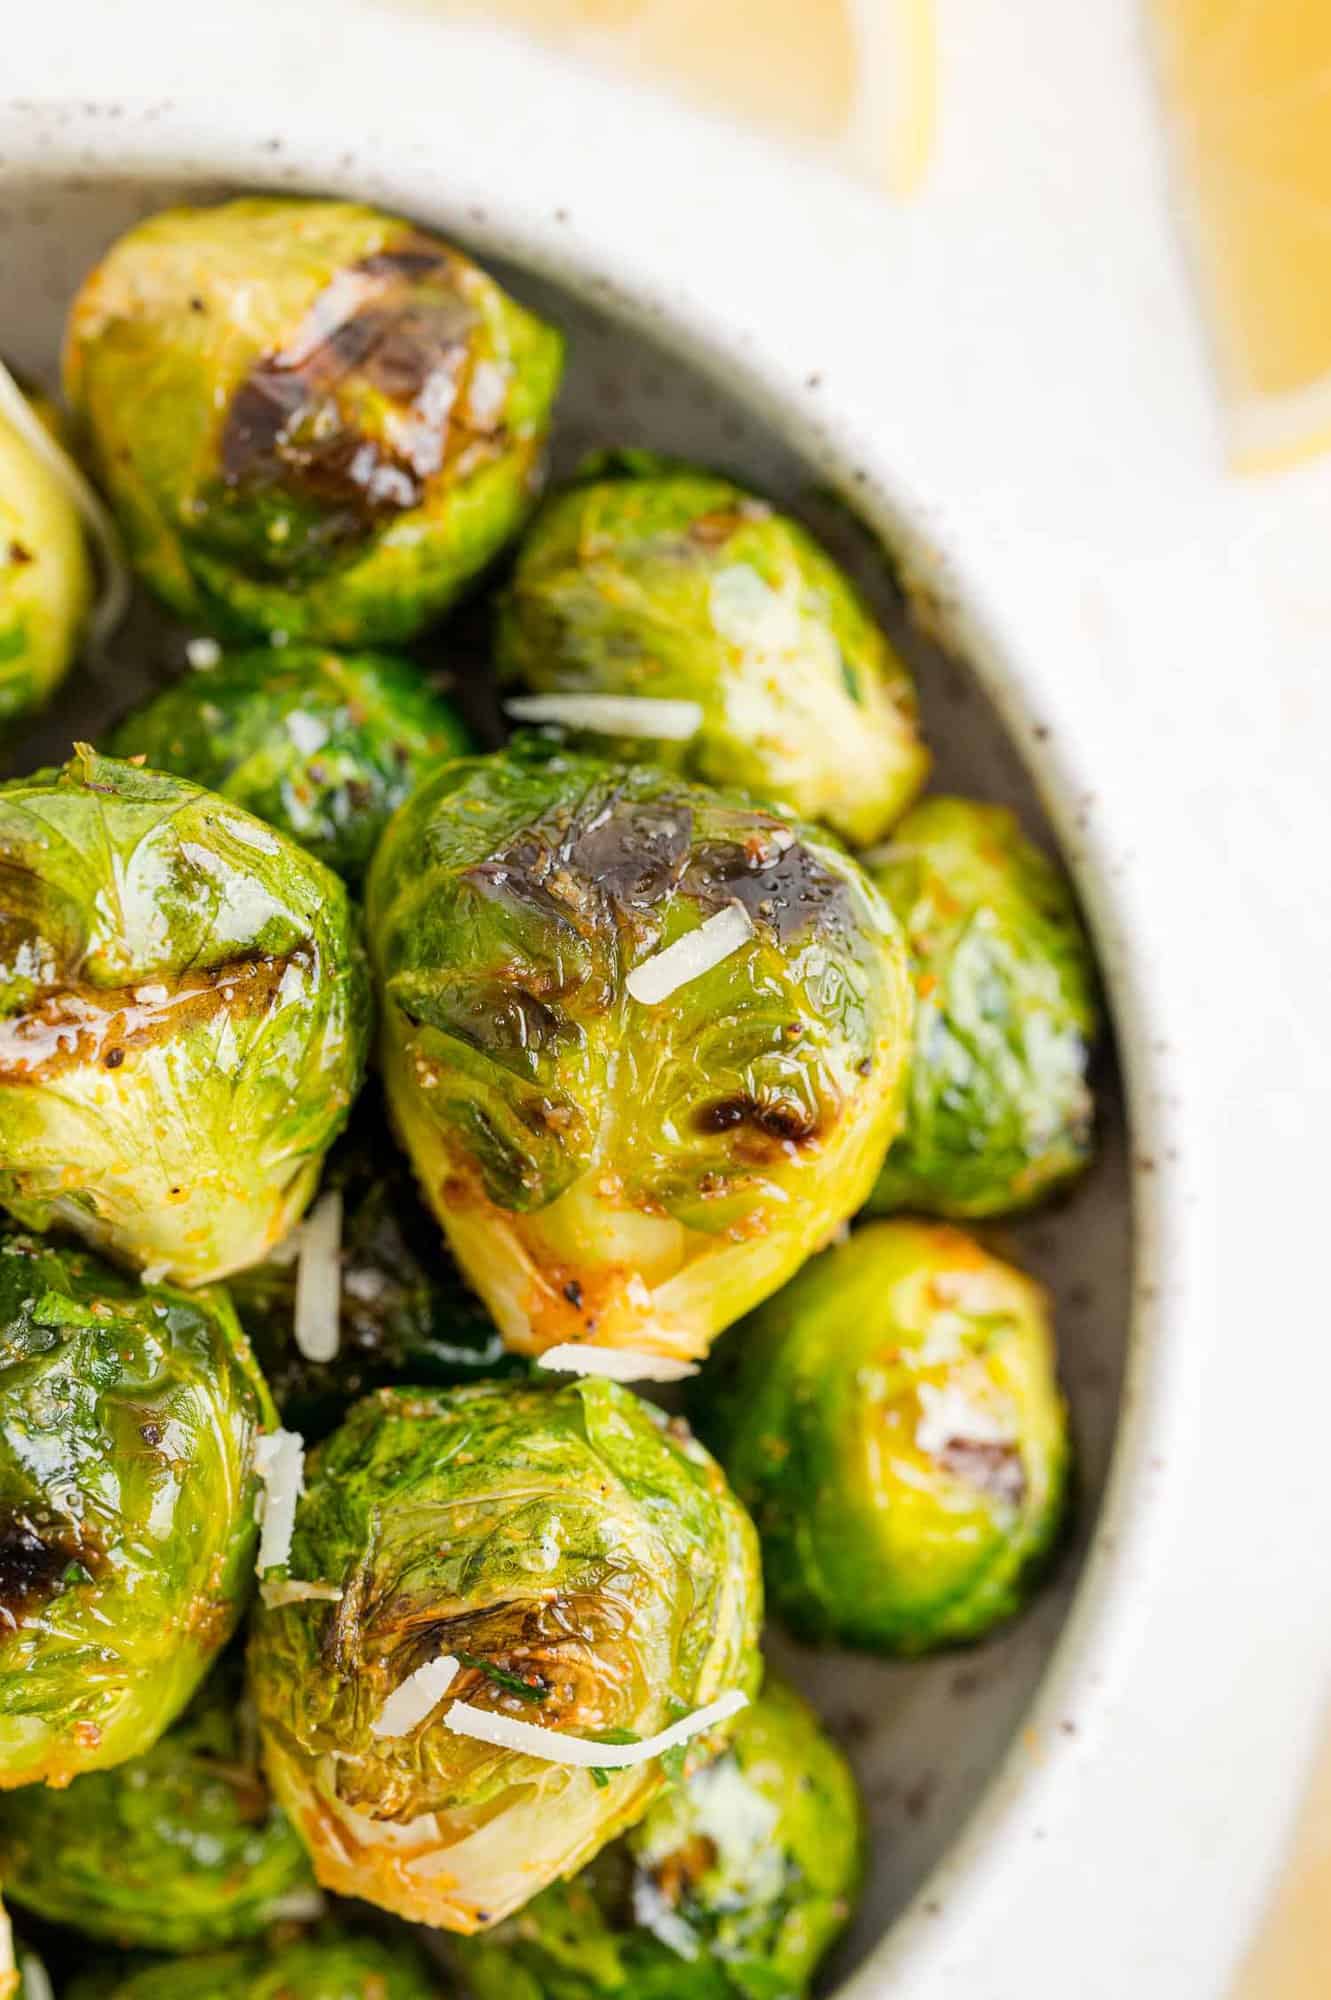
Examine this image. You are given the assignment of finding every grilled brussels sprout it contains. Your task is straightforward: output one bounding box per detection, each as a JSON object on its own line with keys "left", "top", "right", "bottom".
{"left": 248, "top": 1378, "right": 762, "bottom": 1931}
{"left": 0, "top": 386, "right": 93, "bottom": 728}
{"left": 109, "top": 646, "right": 472, "bottom": 883}
{"left": 232, "top": 1095, "right": 525, "bottom": 1440}
{"left": 497, "top": 452, "right": 928, "bottom": 848}
{"left": 866, "top": 797, "right": 1098, "bottom": 1217}
{"left": 0, "top": 749, "right": 370, "bottom": 1284}
{"left": 457, "top": 1677, "right": 863, "bottom": 2000}
{"left": 0, "top": 1658, "right": 314, "bottom": 1947}
{"left": 695, "top": 1220, "right": 1069, "bottom": 1654}
{"left": 367, "top": 740, "right": 912, "bottom": 1365}
{"left": 0, "top": 1232, "right": 273, "bottom": 1787}
{"left": 67, "top": 1927, "right": 438, "bottom": 2000}
{"left": 65, "top": 196, "right": 565, "bottom": 646}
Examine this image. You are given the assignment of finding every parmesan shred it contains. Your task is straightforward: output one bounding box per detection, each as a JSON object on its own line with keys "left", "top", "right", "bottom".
{"left": 0, "top": 1902, "right": 12, "bottom": 1980}
{"left": 626, "top": 902, "right": 754, "bottom": 1006}
{"left": 505, "top": 693, "right": 703, "bottom": 741}
{"left": 371, "top": 1655, "right": 461, "bottom": 1739}
{"left": 537, "top": 1344, "right": 698, "bottom": 1385}
{"left": 443, "top": 1688, "right": 748, "bottom": 1768}
{"left": 0, "top": 356, "right": 132, "bottom": 655}
{"left": 254, "top": 1429, "right": 306, "bottom": 1575}
{"left": 259, "top": 1578, "right": 344, "bottom": 1610}
{"left": 186, "top": 636, "right": 222, "bottom": 669}
{"left": 20, "top": 1960, "right": 53, "bottom": 2000}
{"left": 294, "top": 1190, "right": 343, "bottom": 1364}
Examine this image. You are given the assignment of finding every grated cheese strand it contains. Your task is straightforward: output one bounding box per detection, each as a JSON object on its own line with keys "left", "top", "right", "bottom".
{"left": 294, "top": 1190, "right": 343, "bottom": 1365}
{"left": 371, "top": 1655, "right": 461, "bottom": 1739}
{"left": 626, "top": 903, "right": 754, "bottom": 1006}
{"left": 254, "top": 1429, "right": 306, "bottom": 1575}
{"left": 538, "top": 1344, "right": 697, "bottom": 1384}
{"left": 505, "top": 693, "right": 703, "bottom": 741}
{"left": 442, "top": 1688, "right": 748, "bottom": 1767}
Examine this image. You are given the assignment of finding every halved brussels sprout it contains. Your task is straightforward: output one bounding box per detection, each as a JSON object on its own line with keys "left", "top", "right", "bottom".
{"left": 66, "top": 1927, "right": 438, "bottom": 2000}
{"left": 367, "top": 740, "right": 912, "bottom": 1365}
{"left": 866, "top": 796, "right": 1098, "bottom": 1217}
{"left": 248, "top": 1378, "right": 762, "bottom": 1932}
{"left": 694, "top": 1220, "right": 1069, "bottom": 1654}
{"left": 232, "top": 1093, "right": 526, "bottom": 1440}
{"left": 456, "top": 1677, "right": 863, "bottom": 2000}
{"left": 0, "top": 749, "right": 370, "bottom": 1284}
{"left": 0, "top": 387, "right": 93, "bottom": 726}
{"left": 497, "top": 451, "right": 928, "bottom": 848}
{"left": 0, "top": 1231, "right": 273, "bottom": 1787}
{"left": 65, "top": 196, "right": 564, "bottom": 647}
{"left": 109, "top": 647, "right": 472, "bottom": 883}
{"left": 0, "top": 1657, "right": 314, "bottom": 1947}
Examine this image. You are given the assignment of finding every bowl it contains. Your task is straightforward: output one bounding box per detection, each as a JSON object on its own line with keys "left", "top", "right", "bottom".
{"left": 0, "top": 50, "right": 1189, "bottom": 1997}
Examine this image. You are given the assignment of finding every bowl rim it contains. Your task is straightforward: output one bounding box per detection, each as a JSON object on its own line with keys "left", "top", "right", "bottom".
{"left": 0, "top": 75, "right": 1196, "bottom": 1995}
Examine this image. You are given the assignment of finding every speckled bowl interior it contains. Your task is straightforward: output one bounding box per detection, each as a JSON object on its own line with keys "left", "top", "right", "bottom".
{"left": 0, "top": 165, "right": 1132, "bottom": 1993}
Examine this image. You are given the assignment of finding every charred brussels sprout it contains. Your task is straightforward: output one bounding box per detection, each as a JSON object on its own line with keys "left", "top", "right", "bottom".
{"left": 496, "top": 452, "right": 928, "bottom": 848}
{"left": 866, "top": 797, "right": 1098, "bottom": 1217}
{"left": 0, "top": 749, "right": 370, "bottom": 1284}
{"left": 248, "top": 1378, "right": 762, "bottom": 1931}
{"left": 66, "top": 1927, "right": 439, "bottom": 2000}
{"left": 0, "top": 1658, "right": 314, "bottom": 1947}
{"left": 695, "top": 1220, "right": 1069, "bottom": 1654}
{"left": 65, "top": 197, "right": 565, "bottom": 646}
{"left": 232, "top": 1095, "right": 526, "bottom": 1439}
{"left": 457, "top": 1677, "right": 863, "bottom": 2000}
{"left": 367, "top": 741, "right": 911, "bottom": 1365}
{"left": 0, "top": 1232, "right": 273, "bottom": 1787}
{"left": 0, "top": 387, "right": 93, "bottom": 726}
{"left": 109, "top": 646, "right": 472, "bottom": 883}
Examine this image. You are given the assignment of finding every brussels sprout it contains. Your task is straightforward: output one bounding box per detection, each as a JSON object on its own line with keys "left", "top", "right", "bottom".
{"left": 66, "top": 1927, "right": 438, "bottom": 2000}
{"left": 232, "top": 1094, "right": 526, "bottom": 1439}
{"left": 65, "top": 197, "right": 564, "bottom": 647}
{"left": 248, "top": 1378, "right": 762, "bottom": 1931}
{"left": 694, "top": 1220, "right": 1069, "bottom": 1654}
{"left": 0, "top": 1657, "right": 314, "bottom": 1948}
{"left": 496, "top": 451, "right": 928, "bottom": 848}
{"left": 367, "top": 740, "right": 911, "bottom": 1365}
{"left": 0, "top": 387, "right": 93, "bottom": 726}
{"left": 109, "top": 647, "right": 472, "bottom": 883}
{"left": 0, "top": 749, "right": 370, "bottom": 1284}
{"left": 456, "top": 1677, "right": 863, "bottom": 2000}
{"left": 865, "top": 797, "right": 1098, "bottom": 1217}
{"left": 0, "top": 1231, "right": 273, "bottom": 1786}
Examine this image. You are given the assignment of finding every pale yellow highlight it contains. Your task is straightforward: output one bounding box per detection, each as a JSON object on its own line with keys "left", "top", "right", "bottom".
{"left": 1231, "top": 1700, "right": 1331, "bottom": 2000}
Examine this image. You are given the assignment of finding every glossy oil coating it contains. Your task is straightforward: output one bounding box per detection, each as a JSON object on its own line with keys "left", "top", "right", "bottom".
{"left": 694, "top": 1220, "right": 1069, "bottom": 1654}
{"left": 498, "top": 450, "right": 928, "bottom": 848}
{"left": 0, "top": 392, "right": 92, "bottom": 727}
{"left": 0, "top": 748, "right": 370, "bottom": 1282}
{"left": 65, "top": 196, "right": 565, "bottom": 645}
{"left": 247, "top": 1377, "right": 761, "bottom": 1931}
{"left": 366, "top": 737, "right": 912, "bottom": 1362}
{"left": 0, "top": 1231, "right": 273, "bottom": 1787}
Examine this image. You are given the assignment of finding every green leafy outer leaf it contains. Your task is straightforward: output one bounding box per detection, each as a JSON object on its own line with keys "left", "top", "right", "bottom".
{"left": 64, "top": 1925, "right": 439, "bottom": 2000}
{"left": 109, "top": 646, "right": 473, "bottom": 883}
{"left": 0, "top": 1230, "right": 274, "bottom": 1787}
{"left": 0, "top": 750, "right": 370, "bottom": 1283}
{"left": 65, "top": 196, "right": 565, "bottom": 647}
{"left": 365, "top": 738, "right": 913, "bottom": 1365}
{"left": 496, "top": 452, "right": 928, "bottom": 849}
{"left": 0, "top": 392, "right": 93, "bottom": 727}
{"left": 692, "top": 1219, "right": 1070, "bottom": 1655}
{"left": 0, "top": 1656, "right": 313, "bottom": 1948}
{"left": 865, "top": 796, "right": 1098, "bottom": 1218}
{"left": 247, "top": 1377, "right": 762, "bottom": 1932}
{"left": 231, "top": 1092, "right": 526, "bottom": 1442}
{"left": 456, "top": 1676, "right": 864, "bottom": 2000}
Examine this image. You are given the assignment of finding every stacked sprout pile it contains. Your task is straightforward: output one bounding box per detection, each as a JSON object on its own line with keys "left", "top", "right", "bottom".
{"left": 0, "top": 196, "right": 1100, "bottom": 1999}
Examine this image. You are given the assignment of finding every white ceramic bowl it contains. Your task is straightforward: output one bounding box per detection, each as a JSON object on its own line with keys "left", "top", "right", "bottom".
{"left": 1, "top": 19, "right": 1218, "bottom": 1993}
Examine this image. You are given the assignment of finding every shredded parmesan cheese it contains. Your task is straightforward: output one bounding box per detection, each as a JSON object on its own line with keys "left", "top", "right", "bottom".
{"left": 443, "top": 1688, "right": 748, "bottom": 1767}
{"left": 505, "top": 693, "right": 703, "bottom": 741}
{"left": 626, "top": 903, "right": 754, "bottom": 1006}
{"left": 371, "top": 1655, "right": 461, "bottom": 1739}
{"left": 254, "top": 1429, "right": 306, "bottom": 1575}
{"left": 0, "top": 357, "right": 132, "bottom": 655}
{"left": 294, "top": 1191, "right": 343, "bottom": 1364}
{"left": 260, "top": 1890, "right": 327, "bottom": 1924}
{"left": 20, "top": 1959, "right": 52, "bottom": 2000}
{"left": 186, "top": 636, "right": 222, "bottom": 669}
{"left": 538, "top": 1344, "right": 697, "bottom": 1384}
{"left": 260, "top": 1578, "right": 344, "bottom": 1610}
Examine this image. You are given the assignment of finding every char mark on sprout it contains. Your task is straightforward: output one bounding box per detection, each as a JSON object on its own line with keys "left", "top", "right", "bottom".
{"left": 0, "top": 1509, "right": 102, "bottom": 1625}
